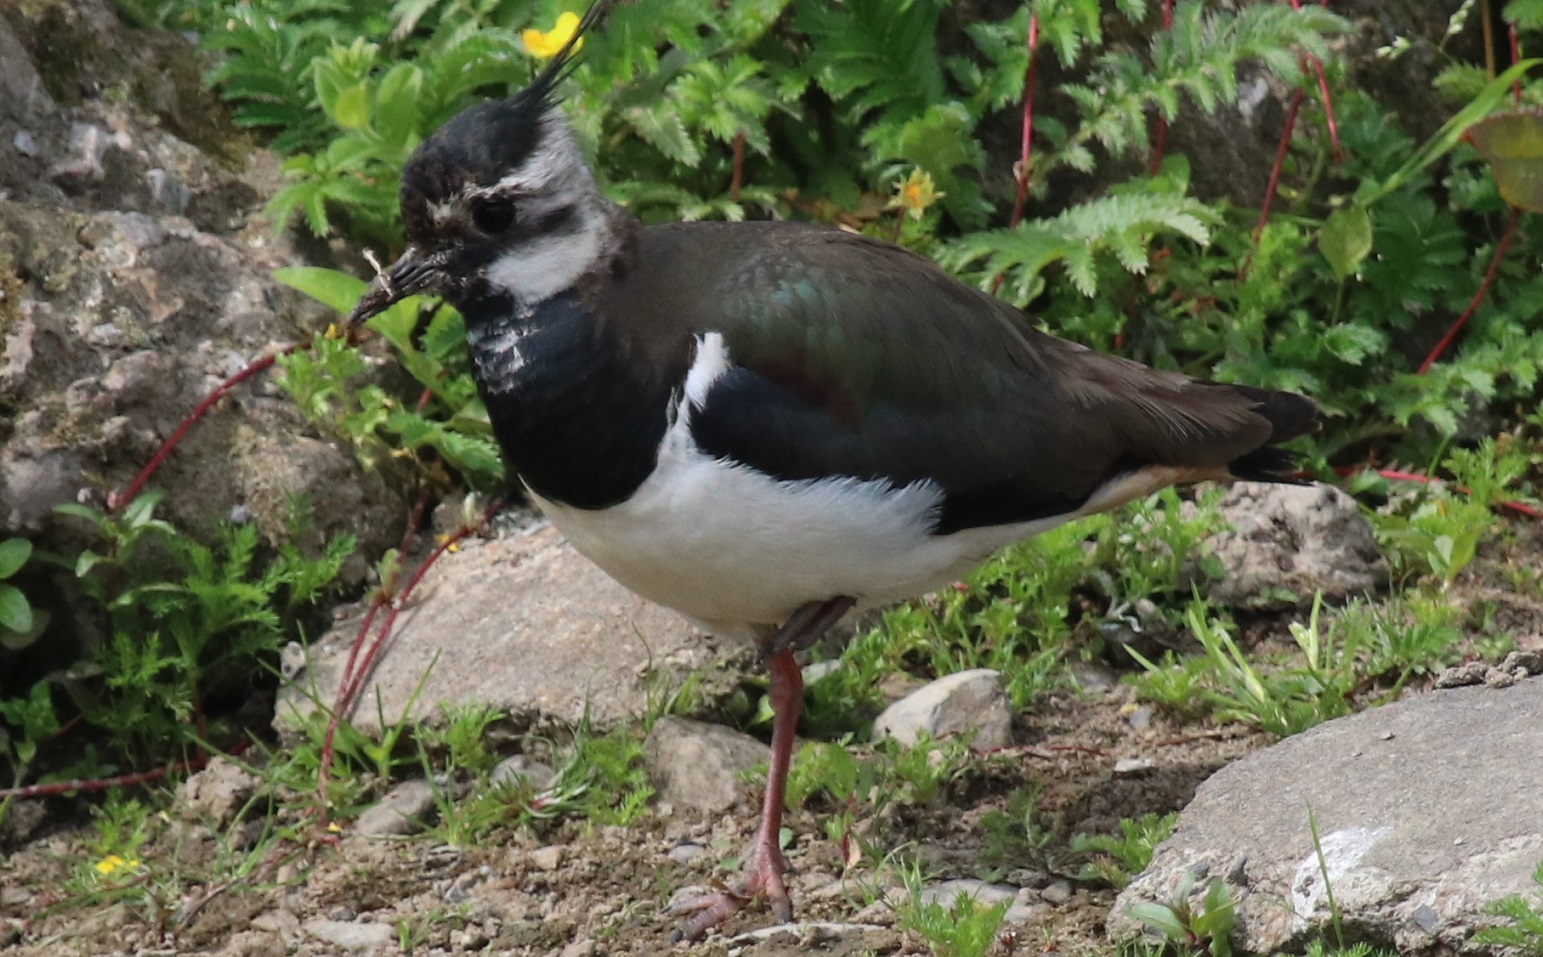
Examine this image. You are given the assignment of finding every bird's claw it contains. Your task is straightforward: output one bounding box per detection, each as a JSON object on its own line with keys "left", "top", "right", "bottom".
{"left": 667, "top": 844, "right": 792, "bottom": 942}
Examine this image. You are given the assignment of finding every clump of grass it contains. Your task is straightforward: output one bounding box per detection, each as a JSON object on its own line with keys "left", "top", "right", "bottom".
{"left": 1128, "top": 593, "right": 1462, "bottom": 737}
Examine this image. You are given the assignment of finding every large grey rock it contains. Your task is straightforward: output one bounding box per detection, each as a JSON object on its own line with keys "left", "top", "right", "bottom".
{"left": 275, "top": 524, "right": 741, "bottom": 737}
{"left": 644, "top": 716, "right": 768, "bottom": 815}
{"left": 872, "top": 668, "right": 1013, "bottom": 752}
{"left": 1111, "top": 679, "right": 1543, "bottom": 955}
{"left": 0, "top": 4, "right": 405, "bottom": 690}
{"left": 1196, "top": 482, "right": 1387, "bottom": 609}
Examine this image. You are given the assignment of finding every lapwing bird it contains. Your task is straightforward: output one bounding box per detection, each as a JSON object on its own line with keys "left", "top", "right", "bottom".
{"left": 348, "top": 8, "right": 1318, "bottom": 941}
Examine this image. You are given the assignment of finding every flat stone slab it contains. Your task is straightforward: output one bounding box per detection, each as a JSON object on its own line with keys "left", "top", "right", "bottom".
{"left": 275, "top": 523, "right": 745, "bottom": 737}
{"left": 1111, "top": 678, "right": 1543, "bottom": 954}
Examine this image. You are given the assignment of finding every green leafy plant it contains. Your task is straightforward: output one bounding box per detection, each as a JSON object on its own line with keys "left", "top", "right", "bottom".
{"left": 1073, "top": 811, "right": 1178, "bottom": 888}
{"left": 894, "top": 865, "right": 1010, "bottom": 957}
{"left": 1372, "top": 437, "right": 1536, "bottom": 586}
{"left": 273, "top": 268, "right": 504, "bottom": 490}
{"left": 0, "top": 537, "right": 43, "bottom": 648}
{"left": 979, "top": 787, "right": 1058, "bottom": 869}
{"left": 1126, "top": 869, "right": 1236, "bottom": 957}
{"left": 50, "top": 492, "right": 353, "bottom": 765}
{"left": 1476, "top": 860, "right": 1543, "bottom": 954}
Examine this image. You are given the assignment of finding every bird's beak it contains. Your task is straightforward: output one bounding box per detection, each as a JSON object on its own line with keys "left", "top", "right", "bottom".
{"left": 346, "top": 245, "right": 446, "bottom": 327}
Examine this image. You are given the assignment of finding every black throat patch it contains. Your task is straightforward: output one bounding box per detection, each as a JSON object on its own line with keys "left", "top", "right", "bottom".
{"left": 465, "top": 290, "right": 680, "bottom": 510}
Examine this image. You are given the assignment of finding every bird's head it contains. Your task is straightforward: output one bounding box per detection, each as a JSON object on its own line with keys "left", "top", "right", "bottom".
{"left": 348, "top": 3, "right": 610, "bottom": 326}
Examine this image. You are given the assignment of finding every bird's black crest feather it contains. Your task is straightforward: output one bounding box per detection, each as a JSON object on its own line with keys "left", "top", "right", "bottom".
{"left": 397, "top": 1, "right": 610, "bottom": 233}
{"left": 523, "top": 1, "right": 610, "bottom": 111}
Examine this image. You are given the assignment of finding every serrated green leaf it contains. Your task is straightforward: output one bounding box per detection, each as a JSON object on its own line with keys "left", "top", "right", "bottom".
{"left": 1323, "top": 323, "right": 1387, "bottom": 365}
{"left": 625, "top": 106, "right": 702, "bottom": 167}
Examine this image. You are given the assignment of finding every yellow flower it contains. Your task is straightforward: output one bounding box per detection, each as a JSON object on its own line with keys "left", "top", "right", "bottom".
{"left": 93, "top": 854, "right": 139, "bottom": 876}
{"left": 889, "top": 169, "right": 944, "bottom": 221}
{"left": 522, "top": 11, "right": 583, "bottom": 59}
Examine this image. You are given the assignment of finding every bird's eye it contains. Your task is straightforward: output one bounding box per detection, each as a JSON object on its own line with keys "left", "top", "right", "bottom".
{"left": 471, "top": 197, "right": 516, "bottom": 234}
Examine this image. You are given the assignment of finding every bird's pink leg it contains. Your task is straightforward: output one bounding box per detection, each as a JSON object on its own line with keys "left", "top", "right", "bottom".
{"left": 669, "top": 596, "right": 854, "bottom": 942}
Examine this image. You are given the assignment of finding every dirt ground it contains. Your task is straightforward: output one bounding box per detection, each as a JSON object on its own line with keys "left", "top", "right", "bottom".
{"left": 2, "top": 528, "right": 1540, "bottom": 957}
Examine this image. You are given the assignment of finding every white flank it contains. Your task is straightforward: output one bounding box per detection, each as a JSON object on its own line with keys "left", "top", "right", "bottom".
{"left": 531, "top": 336, "right": 1077, "bottom": 639}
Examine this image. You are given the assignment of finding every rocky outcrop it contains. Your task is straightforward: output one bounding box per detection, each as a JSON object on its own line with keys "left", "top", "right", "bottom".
{"left": 0, "top": 2, "right": 402, "bottom": 680}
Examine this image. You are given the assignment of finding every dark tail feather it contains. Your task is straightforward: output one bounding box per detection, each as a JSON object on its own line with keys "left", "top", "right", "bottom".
{"left": 1226, "top": 386, "right": 1320, "bottom": 483}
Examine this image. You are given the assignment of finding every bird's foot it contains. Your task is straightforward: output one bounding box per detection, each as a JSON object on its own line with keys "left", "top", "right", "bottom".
{"left": 668, "top": 841, "right": 792, "bottom": 942}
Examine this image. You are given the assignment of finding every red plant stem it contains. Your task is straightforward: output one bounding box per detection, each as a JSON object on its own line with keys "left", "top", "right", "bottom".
{"left": 730, "top": 130, "right": 745, "bottom": 201}
{"left": 992, "top": 13, "right": 1039, "bottom": 297}
{"left": 314, "top": 598, "right": 382, "bottom": 802}
{"left": 315, "top": 489, "right": 432, "bottom": 801}
{"left": 0, "top": 740, "right": 250, "bottom": 800}
{"left": 1306, "top": 55, "right": 1342, "bottom": 161}
{"left": 1288, "top": 0, "right": 1342, "bottom": 161}
{"left": 1340, "top": 465, "right": 1543, "bottom": 521}
{"left": 315, "top": 497, "right": 501, "bottom": 815}
{"left": 336, "top": 500, "right": 499, "bottom": 726}
{"left": 1416, "top": 206, "right": 1522, "bottom": 374}
{"left": 1149, "top": 0, "right": 1175, "bottom": 174}
{"left": 107, "top": 343, "right": 303, "bottom": 513}
{"left": 1008, "top": 14, "right": 1040, "bottom": 231}
{"left": 1240, "top": 88, "right": 1303, "bottom": 278}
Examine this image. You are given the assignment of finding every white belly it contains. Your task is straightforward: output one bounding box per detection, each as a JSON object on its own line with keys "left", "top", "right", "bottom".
{"left": 532, "top": 422, "right": 1071, "bottom": 639}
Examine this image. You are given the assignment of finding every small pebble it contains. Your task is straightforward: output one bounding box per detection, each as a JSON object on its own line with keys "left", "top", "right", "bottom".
{"left": 1, "top": 887, "right": 32, "bottom": 906}
{"left": 303, "top": 918, "right": 391, "bottom": 951}
{"left": 559, "top": 938, "right": 597, "bottom": 957}
{"left": 530, "top": 845, "right": 563, "bottom": 870}
{"left": 491, "top": 755, "right": 557, "bottom": 792}
{"left": 667, "top": 842, "right": 707, "bottom": 865}
{"left": 1040, "top": 880, "right": 1073, "bottom": 904}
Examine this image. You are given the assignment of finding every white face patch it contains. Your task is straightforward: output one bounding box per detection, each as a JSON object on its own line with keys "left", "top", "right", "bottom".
{"left": 475, "top": 107, "right": 614, "bottom": 305}
{"left": 483, "top": 214, "right": 605, "bottom": 305}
